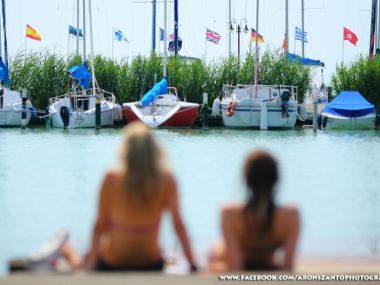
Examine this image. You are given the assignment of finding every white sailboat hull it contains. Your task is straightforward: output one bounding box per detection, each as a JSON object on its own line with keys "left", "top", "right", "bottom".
{"left": 48, "top": 93, "right": 121, "bottom": 129}
{"left": 220, "top": 85, "right": 299, "bottom": 129}
{"left": 0, "top": 89, "right": 32, "bottom": 127}
{"left": 221, "top": 99, "right": 298, "bottom": 128}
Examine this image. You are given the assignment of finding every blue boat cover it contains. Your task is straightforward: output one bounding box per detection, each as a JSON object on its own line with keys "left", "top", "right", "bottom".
{"left": 141, "top": 77, "right": 168, "bottom": 107}
{"left": 321, "top": 91, "right": 375, "bottom": 117}
{"left": 68, "top": 63, "right": 91, "bottom": 89}
{"left": 287, "top": 53, "right": 322, "bottom": 66}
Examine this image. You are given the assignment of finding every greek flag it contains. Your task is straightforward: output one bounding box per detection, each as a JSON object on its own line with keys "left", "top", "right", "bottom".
{"left": 114, "top": 29, "right": 129, "bottom": 43}
{"left": 295, "top": 26, "right": 308, "bottom": 43}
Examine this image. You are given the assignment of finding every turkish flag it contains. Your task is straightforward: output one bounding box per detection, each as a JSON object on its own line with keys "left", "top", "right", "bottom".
{"left": 343, "top": 27, "right": 358, "bottom": 46}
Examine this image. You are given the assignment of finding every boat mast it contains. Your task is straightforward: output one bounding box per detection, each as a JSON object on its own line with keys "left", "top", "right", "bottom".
{"left": 301, "top": 0, "right": 305, "bottom": 58}
{"left": 76, "top": 0, "right": 80, "bottom": 56}
{"left": 285, "top": 0, "right": 289, "bottom": 55}
{"left": 163, "top": 0, "right": 167, "bottom": 77}
{"left": 0, "top": 0, "right": 2, "bottom": 60}
{"left": 152, "top": 0, "right": 156, "bottom": 54}
{"left": 82, "top": 0, "right": 86, "bottom": 63}
{"left": 369, "top": 0, "right": 377, "bottom": 59}
{"left": 254, "top": 0, "right": 259, "bottom": 90}
{"left": 375, "top": 1, "right": 380, "bottom": 55}
{"left": 89, "top": 0, "right": 96, "bottom": 96}
{"left": 228, "top": 0, "right": 231, "bottom": 57}
{"left": 174, "top": 0, "right": 178, "bottom": 57}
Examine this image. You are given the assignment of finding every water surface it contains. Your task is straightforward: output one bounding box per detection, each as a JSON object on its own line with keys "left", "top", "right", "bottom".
{"left": 0, "top": 127, "right": 379, "bottom": 274}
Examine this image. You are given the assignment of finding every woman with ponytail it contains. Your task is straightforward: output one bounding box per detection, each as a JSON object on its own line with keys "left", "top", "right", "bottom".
{"left": 209, "top": 150, "right": 300, "bottom": 272}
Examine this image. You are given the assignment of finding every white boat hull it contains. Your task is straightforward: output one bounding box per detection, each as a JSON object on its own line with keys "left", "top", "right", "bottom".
{"left": 221, "top": 99, "right": 298, "bottom": 129}
{"left": 0, "top": 89, "right": 32, "bottom": 127}
{"left": 48, "top": 94, "right": 120, "bottom": 129}
{"left": 321, "top": 113, "right": 376, "bottom": 130}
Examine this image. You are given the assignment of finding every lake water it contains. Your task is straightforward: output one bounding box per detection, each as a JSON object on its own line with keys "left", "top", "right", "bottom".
{"left": 1, "top": 127, "right": 380, "bottom": 275}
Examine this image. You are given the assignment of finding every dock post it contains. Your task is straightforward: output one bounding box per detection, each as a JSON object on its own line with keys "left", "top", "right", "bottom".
{"left": 21, "top": 89, "right": 27, "bottom": 129}
{"left": 313, "top": 99, "right": 317, "bottom": 132}
{"left": 260, "top": 101, "right": 267, "bottom": 130}
{"left": 202, "top": 92, "right": 208, "bottom": 130}
{"left": 95, "top": 97, "right": 101, "bottom": 129}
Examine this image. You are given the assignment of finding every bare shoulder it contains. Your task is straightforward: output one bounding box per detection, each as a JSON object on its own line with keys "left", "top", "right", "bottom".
{"left": 221, "top": 203, "right": 244, "bottom": 218}
{"left": 276, "top": 204, "right": 300, "bottom": 222}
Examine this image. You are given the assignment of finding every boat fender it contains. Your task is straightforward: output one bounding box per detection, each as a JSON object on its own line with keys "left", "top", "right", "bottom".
{"left": 226, "top": 100, "right": 237, "bottom": 117}
{"left": 322, "top": 115, "right": 328, "bottom": 128}
{"left": 60, "top": 106, "right": 70, "bottom": 128}
{"left": 211, "top": 98, "right": 220, "bottom": 117}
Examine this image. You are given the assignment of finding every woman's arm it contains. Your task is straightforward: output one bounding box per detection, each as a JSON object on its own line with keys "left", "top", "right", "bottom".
{"left": 283, "top": 206, "right": 300, "bottom": 271}
{"left": 221, "top": 205, "right": 243, "bottom": 271}
{"left": 86, "top": 172, "right": 112, "bottom": 270}
{"left": 167, "top": 175, "right": 197, "bottom": 271}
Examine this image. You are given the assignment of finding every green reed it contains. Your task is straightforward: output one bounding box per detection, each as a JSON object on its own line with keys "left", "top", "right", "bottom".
{"left": 9, "top": 50, "right": 311, "bottom": 110}
{"left": 332, "top": 55, "right": 380, "bottom": 111}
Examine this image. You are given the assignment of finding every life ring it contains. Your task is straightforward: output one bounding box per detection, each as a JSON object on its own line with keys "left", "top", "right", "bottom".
{"left": 226, "top": 100, "right": 237, "bottom": 117}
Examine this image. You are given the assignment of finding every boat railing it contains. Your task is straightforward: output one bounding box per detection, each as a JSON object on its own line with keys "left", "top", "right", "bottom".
{"left": 49, "top": 89, "right": 117, "bottom": 105}
{"left": 222, "top": 84, "right": 298, "bottom": 101}
{"left": 168, "top": 87, "right": 178, "bottom": 97}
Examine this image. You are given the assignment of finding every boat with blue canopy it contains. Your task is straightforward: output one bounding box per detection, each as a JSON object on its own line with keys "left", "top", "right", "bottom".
{"left": 320, "top": 91, "right": 376, "bottom": 130}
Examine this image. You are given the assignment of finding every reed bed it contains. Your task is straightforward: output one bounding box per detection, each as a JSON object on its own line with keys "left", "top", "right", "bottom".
{"left": 9, "top": 50, "right": 311, "bottom": 110}
{"left": 332, "top": 55, "right": 380, "bottom": 111}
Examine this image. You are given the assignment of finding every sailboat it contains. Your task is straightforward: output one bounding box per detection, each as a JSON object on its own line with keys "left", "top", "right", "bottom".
{"left": 48, "top": 0, "right": 122, "bottom": 129}
{"left": 0, "top": 0, "right": 34, "bottom": 127}
{"left": 218, "top": 0, "right": 298, "bottom": 129}
{"left": 122, "top": 0, "right": 199, "bottom": 128}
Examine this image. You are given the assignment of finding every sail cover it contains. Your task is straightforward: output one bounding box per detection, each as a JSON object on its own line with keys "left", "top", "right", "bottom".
{"left": 322, "top": 91, "right": 375, "bottom": 117}
{"left": 68, "top": 63, "right": 91, "bottom": 89}
{"left": 141, "top": 77, "right": 168, "bottom": 107}
{"left": 287, "top": 53, "right": 322, "bottom": 66}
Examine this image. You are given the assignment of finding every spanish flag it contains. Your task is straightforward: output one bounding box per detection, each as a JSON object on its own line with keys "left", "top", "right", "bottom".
{"left": 251, "top": 28, "right": 264, "bottom": 43}
{"left": 26, "top": 24, "right": 41, "bottom": 41}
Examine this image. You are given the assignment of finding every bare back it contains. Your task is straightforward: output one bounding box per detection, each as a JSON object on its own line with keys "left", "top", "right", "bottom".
{"left": 96, "top": 170, "right": 175, "bottom": 266}
{"left": 222, "top": 203, "right": 300, "bottom": 271}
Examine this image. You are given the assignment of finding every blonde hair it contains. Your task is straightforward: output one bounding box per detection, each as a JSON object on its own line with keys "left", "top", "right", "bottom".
{"left": 119, "top": 122, "right": 168, "bottom": 199}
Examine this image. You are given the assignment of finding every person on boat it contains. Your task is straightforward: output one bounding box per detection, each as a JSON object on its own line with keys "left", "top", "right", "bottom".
{"left": 281, "top": 89, "right": 291, "bottom": 118}
{"left": 208, "top": 150, "right": 300, "bottom": 272}
{"left": 61, "top": 122, "right": 197, "bottom": 272}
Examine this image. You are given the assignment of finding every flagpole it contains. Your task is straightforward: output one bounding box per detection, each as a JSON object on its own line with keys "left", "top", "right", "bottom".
{"left": 342, "top": 27, "right": 345, "bottom": 64}
{"left": 112, "top": 26, "right": 114, "bottom": 60}
{"left": 204, "top": 28, "right": 207, "bottom": 63}
{"left": 76, "top": 0, "right": 79, "bottom": 56}
{"left": 24, "top": 35, "right": 27, "bottom": 65}
{"left": 285, "top": 0, "right": 289, "bottom": 54}
{"left": 67, "top": 33, "right": 70, "bottom": 61}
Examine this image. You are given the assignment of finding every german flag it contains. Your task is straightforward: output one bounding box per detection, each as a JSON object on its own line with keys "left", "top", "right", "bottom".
{"left": 26, "top": 24, "right": 41, "bottom": 41}
{"left": 251, "top": 28, "right": 264, "bottom": 43}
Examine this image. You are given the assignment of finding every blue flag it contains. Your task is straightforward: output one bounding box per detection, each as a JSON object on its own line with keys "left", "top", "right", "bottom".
{"left": 114, "top": 29, "right": 128, "bottom": 42}
{"left": 68, "top": 25, "right": 83, "bottom": 37}
{"left": 68, "top": 63, "right": 91, "bottom": 89}
{"left": 159, "top": 28, "right": 165, "bottom": 41}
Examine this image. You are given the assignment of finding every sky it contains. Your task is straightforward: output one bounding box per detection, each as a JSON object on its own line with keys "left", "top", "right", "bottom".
{"left": 4, "top": 0, "right": 375, "bottom": 84}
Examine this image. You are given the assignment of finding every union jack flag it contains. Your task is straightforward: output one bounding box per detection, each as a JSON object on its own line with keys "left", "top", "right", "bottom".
{"left": 206, "top": 28, "right": 221, "bottom": 44}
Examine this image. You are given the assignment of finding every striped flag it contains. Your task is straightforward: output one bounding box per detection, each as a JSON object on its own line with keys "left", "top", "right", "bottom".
{"left": 206, "top": 28, "right": 221, "bottom": 44}
{"left": 295, "top": 26, "right": 307, "bottom": 43}
{"left": 251, "top": 28, "right": 264, "bottom": 43}
{"left": 26, "top": 24, "right": 41, "bottom": 41}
